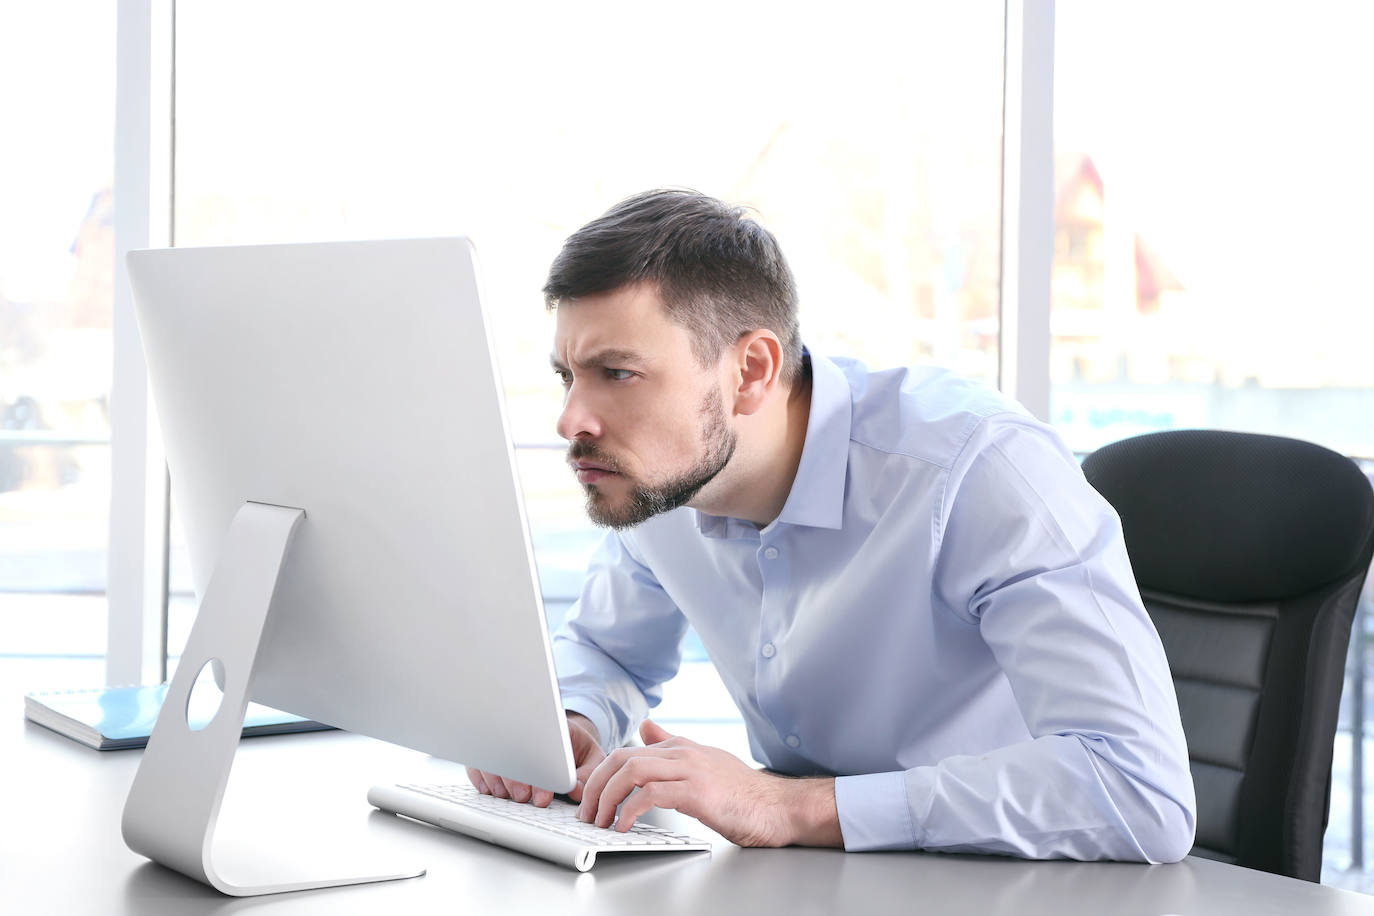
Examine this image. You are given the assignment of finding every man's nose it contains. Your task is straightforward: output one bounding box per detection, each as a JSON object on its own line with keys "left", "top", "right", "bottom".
{"left": 556, "top": 384, "right": 602, "bottom": 441}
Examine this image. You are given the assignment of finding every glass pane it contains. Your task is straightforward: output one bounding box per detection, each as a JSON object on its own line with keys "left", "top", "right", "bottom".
{"left": 1052, "top": 2, "right": 1374, "bottom": 458}
{"left": 173, "top": 0, "right": 1004, "bottom": 410}
{"left": 0, "top": 2, "right": 116, "bottom": 693}
{"left": 169, "top": 1, "right": 1005, "bottom": 720}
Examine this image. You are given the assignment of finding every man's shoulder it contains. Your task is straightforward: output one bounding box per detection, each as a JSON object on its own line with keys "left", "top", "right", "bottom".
{"left": 831, "top": 358, "right": 1031, "bottom": 472}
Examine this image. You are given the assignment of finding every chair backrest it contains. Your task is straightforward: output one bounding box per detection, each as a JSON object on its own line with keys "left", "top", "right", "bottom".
{"left": 1082, "top": 429, "right": 1374, "bottom": 881}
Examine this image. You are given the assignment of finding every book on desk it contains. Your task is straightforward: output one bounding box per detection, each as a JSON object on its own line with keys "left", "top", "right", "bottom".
{"left": 23, "top": 683, "right": 334, "bottom": 750}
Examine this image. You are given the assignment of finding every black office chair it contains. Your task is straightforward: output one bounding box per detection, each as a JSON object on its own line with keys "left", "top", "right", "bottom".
{"left": 1082, "top": 429, "right": 1374, "bottom": 881}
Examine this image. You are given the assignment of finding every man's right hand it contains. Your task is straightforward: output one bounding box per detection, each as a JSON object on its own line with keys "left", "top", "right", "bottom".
{"left": 466, "top": 711, "right": 605, "bottom": 807}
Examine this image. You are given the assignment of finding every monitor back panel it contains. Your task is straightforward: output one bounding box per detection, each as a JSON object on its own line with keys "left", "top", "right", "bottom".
{"left": 127, "top": 238, "right": 575, "bottom": 793}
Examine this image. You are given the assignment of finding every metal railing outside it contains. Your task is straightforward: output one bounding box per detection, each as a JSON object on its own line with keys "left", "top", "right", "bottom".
{"left": 1341, "top": 460, "right": 1374, "bottom": 870}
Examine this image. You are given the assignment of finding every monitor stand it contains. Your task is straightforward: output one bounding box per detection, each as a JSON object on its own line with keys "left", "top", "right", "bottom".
{"left": 121, "top": 501, "right": 426, "bottom": 896}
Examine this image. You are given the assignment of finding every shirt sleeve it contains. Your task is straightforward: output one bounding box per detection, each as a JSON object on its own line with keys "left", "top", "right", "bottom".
{"left": 834, "top": 417, "right": 1197, "bottom": 863}
{"left": 552, "top": 529, "right": 691, "bottom": 753}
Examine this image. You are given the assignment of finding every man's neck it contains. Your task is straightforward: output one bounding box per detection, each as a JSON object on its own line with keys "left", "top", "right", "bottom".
{"left": 703, "top": 371, "right": 813, "bottom": 528}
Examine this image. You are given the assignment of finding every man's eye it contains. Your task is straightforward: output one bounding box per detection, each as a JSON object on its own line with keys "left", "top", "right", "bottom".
{"left": 554, "top": 369, "right": 572, "bottom": 386}
{"left": 605, "top": 369, "right": 634, "bottom": 381}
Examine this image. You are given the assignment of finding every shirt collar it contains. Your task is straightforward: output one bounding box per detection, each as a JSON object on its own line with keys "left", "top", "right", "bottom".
{"left": 695, "top": 349, "right": 852, "bottom": 537}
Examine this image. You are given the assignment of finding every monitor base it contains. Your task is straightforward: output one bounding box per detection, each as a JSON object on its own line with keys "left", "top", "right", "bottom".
{"left": 120, "top": 501, "right": 425, "bottom": 896}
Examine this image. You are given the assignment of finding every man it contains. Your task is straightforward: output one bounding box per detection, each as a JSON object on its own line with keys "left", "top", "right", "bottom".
{"left": 468, "top": 189, "right": 1196, "bottom": 860}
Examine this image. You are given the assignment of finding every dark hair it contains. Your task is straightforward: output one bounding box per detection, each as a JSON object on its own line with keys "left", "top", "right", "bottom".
{"left": 542, "top": 189, "right": 805, "bottom": 386}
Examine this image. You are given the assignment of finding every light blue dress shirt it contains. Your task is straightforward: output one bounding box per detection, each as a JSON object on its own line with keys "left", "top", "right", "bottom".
{"left": 552, "top": 352, "right": 1197, "bottom": 862}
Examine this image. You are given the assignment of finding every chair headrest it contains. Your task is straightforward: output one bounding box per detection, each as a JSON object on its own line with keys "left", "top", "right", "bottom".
{"left": 1082, "top": 429, "right": 1374, "bottom": 602}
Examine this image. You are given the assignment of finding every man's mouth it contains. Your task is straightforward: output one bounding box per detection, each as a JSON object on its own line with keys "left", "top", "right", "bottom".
{"left": 572, "top": 460, "right": 618, "bottom": 484}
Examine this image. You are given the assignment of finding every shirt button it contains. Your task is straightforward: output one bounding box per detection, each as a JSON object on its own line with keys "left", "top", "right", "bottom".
{"left": 785, "top": 735, "right": 801, "bottom": 748}
{"left": 761, "top": 642, "right": 776, "bottom": 659}
{"left": 764, "top": 547, "right": 779, "bottom": 559}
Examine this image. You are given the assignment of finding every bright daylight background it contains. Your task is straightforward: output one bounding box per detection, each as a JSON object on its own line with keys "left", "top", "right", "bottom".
{"left": 1, "top": 0, "right": 1372, "bottom": 889}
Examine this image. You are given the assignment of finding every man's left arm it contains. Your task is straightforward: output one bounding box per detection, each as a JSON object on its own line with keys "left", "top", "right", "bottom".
{"left": 832, "top": 418, "right": 1196, "bottom": 861}
{"left": 577, "top": 418, "right": 1196, "bottom": 860}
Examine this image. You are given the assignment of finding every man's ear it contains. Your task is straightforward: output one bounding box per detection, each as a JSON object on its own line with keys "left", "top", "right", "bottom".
{"left": 732, "top": 331, "right": 784, "bottom": 417}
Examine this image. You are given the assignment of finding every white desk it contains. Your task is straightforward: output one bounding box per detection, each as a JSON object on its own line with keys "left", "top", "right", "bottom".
{"left": 8, "top": 715, "right": 1374, "bottom": 916}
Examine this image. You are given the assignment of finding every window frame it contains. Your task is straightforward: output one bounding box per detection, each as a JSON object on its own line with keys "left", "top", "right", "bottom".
{"left": 108, "top": 0, "right": 174, "bottom": 685}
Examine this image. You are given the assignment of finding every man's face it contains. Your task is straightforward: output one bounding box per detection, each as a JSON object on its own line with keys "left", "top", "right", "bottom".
{"left": 551, "top": 283, "right": 737, "bottom": 529}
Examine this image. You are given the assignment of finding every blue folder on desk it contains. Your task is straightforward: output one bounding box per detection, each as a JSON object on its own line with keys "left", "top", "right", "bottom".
{"left": 23, "top": 684, "right": 333, "bottom": 750}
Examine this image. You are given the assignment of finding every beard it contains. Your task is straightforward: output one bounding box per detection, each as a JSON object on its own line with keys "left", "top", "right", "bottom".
{"left": 568, "top": 387, "right": 737, "bottom": 530}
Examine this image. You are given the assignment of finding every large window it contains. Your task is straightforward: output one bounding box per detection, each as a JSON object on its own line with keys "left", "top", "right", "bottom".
{"left": 0, "top": 3, "right": 116, "bottom": 696}
{"left": 168, "top": 1, "right": 1007, "bottom": 719}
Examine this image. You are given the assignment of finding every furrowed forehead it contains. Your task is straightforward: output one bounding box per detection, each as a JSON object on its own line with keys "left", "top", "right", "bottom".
{"left": 549, "top": 346, "right": 649, "bottom": 370}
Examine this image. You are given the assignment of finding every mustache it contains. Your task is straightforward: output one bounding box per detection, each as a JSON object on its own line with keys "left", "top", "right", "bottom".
{"left": 566, "top": 440, "right": 624, "bottom": 473}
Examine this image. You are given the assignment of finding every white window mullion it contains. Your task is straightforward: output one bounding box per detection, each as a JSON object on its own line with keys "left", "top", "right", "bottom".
{"left": 998, "top": 0, "right": 1054, "bottom": 421}
{"left": 109, "top": 0, "right": 173, "bottom": 686}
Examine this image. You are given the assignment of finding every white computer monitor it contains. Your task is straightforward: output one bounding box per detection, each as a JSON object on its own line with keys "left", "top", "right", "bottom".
{"left": 120, "top": 238, "right": 576, "bottom": 895}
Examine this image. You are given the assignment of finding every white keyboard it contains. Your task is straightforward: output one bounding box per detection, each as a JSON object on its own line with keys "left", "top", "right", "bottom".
{"left": 367, "top": 782, "right": 712, "bottom": 872}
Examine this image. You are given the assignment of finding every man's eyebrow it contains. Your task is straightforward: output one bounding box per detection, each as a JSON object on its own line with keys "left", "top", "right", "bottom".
{"left": 551, "top": 348, "right": 647, "bottom": 370}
